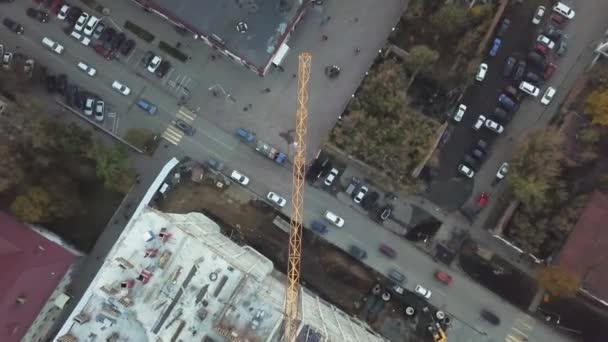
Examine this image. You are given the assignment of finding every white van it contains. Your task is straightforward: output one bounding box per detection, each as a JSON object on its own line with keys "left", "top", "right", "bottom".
{"left": 518, "top": 81, "right": 540, "bottom": 97}
{"left": 70, "top": 30, "right": 91, "bottom": 46}
{"left": 41, "top": 37, "right": 64, "bottom": 54}
{"left": 83, "top": 16, "right": 100, "bottom": 36}
{"left": 552, "top": 2, "right": 575, "bottom": 19}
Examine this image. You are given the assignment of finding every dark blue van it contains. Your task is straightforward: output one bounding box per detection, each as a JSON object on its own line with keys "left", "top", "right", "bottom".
{"left": 136, "top": 98, "right": 157, "bottom": 115}
{"left": 310, "top": 220, "right": 328, "bottom": 235}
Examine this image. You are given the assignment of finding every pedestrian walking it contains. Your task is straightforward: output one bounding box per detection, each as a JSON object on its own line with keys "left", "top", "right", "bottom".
{"left": 322, "top": 34, "right": 328, "bottom": 41}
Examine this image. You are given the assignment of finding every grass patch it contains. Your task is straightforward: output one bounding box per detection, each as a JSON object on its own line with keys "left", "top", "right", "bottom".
{"left": 124, "top": 20, "right": 155, "bottom": 43}
{"left": 158, "top": 41, "right": 188, "bottom": 62}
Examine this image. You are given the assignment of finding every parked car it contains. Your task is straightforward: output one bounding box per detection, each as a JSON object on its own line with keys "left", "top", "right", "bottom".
{"left": 230, "top": 170, "right": 250, "bottom": 185}
{"left": 458, "top": 163, "right": 475, "bottom": 178}
{"left": 94, "top": 44, "right": 113, "bottom": 60}
{"left": 525, "top": 71, "right": 542, "bottom": 85}
{"left": 557, "top": 38, "right": 568, "bottom": 57}
{"left": 543, "top": 62, "right": 557, "bottom": 80}
{"left": 324, "top": 168, "right": 339, "bottom": 186}
{"left": 236, "top": 127, "right": 255, "bottom": 143}
{"left": 493, "top": 107, "right": 509, "bottom": 122}
{"left": 92, "top": 21, "right": 105, "bottom": 39}
{"left": 489, "top": 38, "right": 501, "bottom": 57}
{"left": 552, "top": 2, "right": 575, "bottom": 19}
{"left": 434, "top": 271, "right": 453, "bottom": 285}
{"left": 26, "top": 8, "right": 49, "bottom": 22}
{"left": 310, "top": 220, "right": 328, "bottom": 234}
{"left": 205, "top": 158, "right": 224, "bottom": 172}
{"left": 453, "top": 104, "right": 466, "bottom": 122}
{"left": 543, "top": 25, "right": 563, "bottom": 41}
{"left": 496, "top": 162, "right": 509, "bottom": 180}
{"left": 141, "top": 50, "right": 154, "bottom": 67}
{"left": 3, "top": 18, "right": 24, "bottom": 34}
{"left": 119, "top": 39, "right": 135, "bottom": 56}
{"left": 541, "top": 87, "right": 556, "bottom": 105}
{"left": 379, "top": 243, "right": 396, "bottom": 258}
{"left": 112, "top": 81, "right": 131, "bottom": 95}
{"left": 537, "top": 34, "right": 555, "bottom": 49}
{"left": 267, "top": 192, "right": 287, "bottom": 207}
{"left": 2, "top": 52, "right": 12, "bottom": 69}
{"left": 485, "top": 119, "right": 504, "bottom": 133}
{"left": 174, "top": 119, "right": 195, "bottom": 136}
{"left": 481, "top": 310, "right": 501, "bottom": 325}
{"left": 519, "top": 81, "right": 540, "bottom": 97}
{"left": 475, "top": 63, "right": 488, "bottom": 81}
{"left": 414, "top": 285, "right": 432, "bottom": 299}
{"left": 532, "top": 5, "right": 545, "bottom": 25}
{"left": 99, "top": 27, "right": 115, "bottom": 45}
{"left": 503, "top": 56, "right": 516, "bottom": 77}
{"left": 534, "top": 43, "right": 549, "bottom": 57}
{"left": 472, "top": 114, "right": 486, "bottom": 130}
{"left": 496, "top": 18, "right": 510, "bottom": 37}
{"left": 41, "top": 37, "right": 64, "bottom": 54}
{"left": 57, "top": 4, "right": 70, "bottom": 20}
{"left": 527, "top": 51, "right": 548, "bottom": 71}
{"left": 83, "top": 15, "right": 100, "bottom": 35}
{"left": 353, "top": 185, "right": 368, "bottom": 204}
{"left": 324, "top": 210, "right": 345, "bottom": 228}
{"left": 476, "top": 139, "right": 488, "bottom": 151}
{"left": 349, "top": 245, "right": 367, "bottom": 260}
{"left": 56, "top": 74, "right": 67, "bottom": 94}
{"left": 472, "top": 147, "right": 485, "bottom": 160}
{"left": 388, "top": 269, "right": 406, "bottom": 284}
{"left": 513, "top": 60, "right": 526, "bottom": 81}
{"left": 379, "top": 206, "right": 392, "bottom": 221}
{"left": 550, "top": 13, "right": 567, "bottom": 28}
{"left": 94, "top": 100, "right": 105, "bottom": 122}
{"left": 84, "top": 97, "right": 95, "bottom": 116}
{"left": 46, "top": 75, "right": 57, "bottom": 93}
{"left": 498, "top": 94, "right": 519, "bottom": 112}
{"left": 77, "top": 61, "right": 96, "bottom": 76}
{"left": 155, "top": 60, "right": 171, "bottom": 78}
{"left": 110, "top": 32, "right": 126, "bottom": 52}
{"left": 64, "top": 84, "right": 78, "bottom": 107}
{"left": 345, "top": 177, "right": 360, "bottom": 195}
{"left": 147, "top": 55, "right": 162, "bottom": 73}
{"left": 136, "top": 98, "right": 157, "bottom": 115}
{"left": 74, "top": 12, "right": 89, "bottom": 31}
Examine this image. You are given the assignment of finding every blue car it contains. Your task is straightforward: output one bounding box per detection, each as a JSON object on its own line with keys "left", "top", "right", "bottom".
{"left": 136, "top": 98, "right": 157, "bottom": 115}
{"left": 489, "top": 38, "right": 502, "bottom": 57}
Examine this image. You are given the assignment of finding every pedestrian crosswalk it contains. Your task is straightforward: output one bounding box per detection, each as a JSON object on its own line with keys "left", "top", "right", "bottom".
{"left": 161, "top": 107, "right": 197, "bottom": 146}
{"left": 506, "top": 314, "right": 534, "bottom": 342}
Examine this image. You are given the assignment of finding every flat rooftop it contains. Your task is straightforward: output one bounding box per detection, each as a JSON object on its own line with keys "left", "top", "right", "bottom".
{"left": 148, "top": 0, "right": 304, "bottom": 69}
{"left": 54, "top": 207, "right": 386, "bottom": 342}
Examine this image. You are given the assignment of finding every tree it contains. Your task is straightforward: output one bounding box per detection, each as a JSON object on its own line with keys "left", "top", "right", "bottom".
{"left": 585, "top": 87, "right": 608, "bottom": 126}
{"left": 404, "top": 45, "right": 439, "bottom": 89}
{"left": 0, "top": 145, "right": 24, "bottom": 193}
{"left": 430, "top": 4, "right": 468, "bottom": 35}
{"left": 10, "top": 186, "right": 58, "bottom": 223}
{"left": 86, "top": 143, "right": 135, "bottom": 193}
{"left": 355, "top": 60, "right": 409, "bottom": 118}
{"left": 507, "top": 128, "right": 564, "bottom": 211}
{"left": 29, "top": 118, "right": 57, "bottom": 151}
{"left": 537, "top": 265, "right": 580, "bottom": 298}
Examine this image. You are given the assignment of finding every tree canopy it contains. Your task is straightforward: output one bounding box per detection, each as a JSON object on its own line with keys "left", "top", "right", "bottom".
{"left": 0, "top": 145, "right": 24, "bottom": 193}
{"left": 585, "top": 87, "right": 608, "bottom": 126}
{"left": 430, "top": 4, "right": 469, "bottom": 35}
{"left": 10, "top": 186, "right": 59, "bottom": 223}
{"left": 537, "top": 265, "right": 580, "bottom": 298}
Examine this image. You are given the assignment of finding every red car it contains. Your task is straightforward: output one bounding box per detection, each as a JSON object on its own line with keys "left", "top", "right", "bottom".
{"left": 478, "top": 192, "right": 489, "bottom": 207}
{"left": 550, "top": 13, "right": 567, "bottom": 28}
{"left": 534, "top": 43, "right": 549, "bottom": 56}
{"left": 94, "top": 44, "right": 114, "bottom": 60}
{"left": 435, "top": 271, "right": 453, "bottom": 285}
{"left": 379, "top": 243, "right": 397, "bottom": 259}
{"left": 543, "top": 62, "right": 557, "bottom": 80}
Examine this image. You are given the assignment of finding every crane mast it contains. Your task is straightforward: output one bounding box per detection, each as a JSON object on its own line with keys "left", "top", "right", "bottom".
{"left": 283, "top": 52, "right": 311, "bottom": 341}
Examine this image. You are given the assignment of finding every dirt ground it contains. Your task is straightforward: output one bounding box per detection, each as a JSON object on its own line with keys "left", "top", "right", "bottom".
{"left": 157, "top": 178, "right": 376, "bottom": 314}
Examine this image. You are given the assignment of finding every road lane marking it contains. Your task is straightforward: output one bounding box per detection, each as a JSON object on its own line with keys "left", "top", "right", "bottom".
{"left": 511, "top": 327, "right": 528, "bottom": 337}
{"left": 515, "top": 317, "right": 532, "bottom": 330}
{"left": 161, "top": 126, "right": 183, "bottom": 145}
{"left": 162, "top": 68, "right": 175, "bottom": 85}
{"left": 505, "top": 335, "right": 523, "bottom": 342}
{"left": 177, "top": 107, "right": 196, "bottom": 123}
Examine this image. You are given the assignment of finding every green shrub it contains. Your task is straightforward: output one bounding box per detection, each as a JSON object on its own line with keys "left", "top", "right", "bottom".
{"left": 124, "top": 21, "right": 155, "bottom": 43}
{"left": 158, "top": 41, "right": 188, "bottom": 62}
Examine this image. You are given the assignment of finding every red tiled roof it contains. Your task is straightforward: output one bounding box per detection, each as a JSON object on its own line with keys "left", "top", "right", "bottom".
{"left": 0, "top": 211, "right": 75, "bottom": 342}
{"left": 558, "top": 191, "right": 608, "bottom": 301}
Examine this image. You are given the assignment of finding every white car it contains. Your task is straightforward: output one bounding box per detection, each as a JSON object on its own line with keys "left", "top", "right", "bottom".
{"left": 77, "top": 61, "right": 96, "bottom": 77}
{"left": 267, "top": 192, "right": 287, "bottom": 207}
{"left": 552, "top": 2, "right": 575, "bottom": 19}
{"left": 475, "top": 63, "right": 488, "bottom": 81}
{"left": 83, "top": 16, "right": 100, "bottom": 36}
{"left": 57, "top": 5, "right": 70, "bottom": 20}
{"left": 230, "top": 170, "right": 250, "bottom": 185}
{"left": 112, "top": 81, "right": 131, "bottom": 96}
{"left": 74, "top": 13, "right": 89, "bottom": 31}
{"left": 414, "top": 285, "right": 432, "bottom": 299}
{"left": 519, "top": 81, "right": 540, "bottom": 97}
{"left": 458, "top": 164, "right": 475, "bottom": 178}
{"left": 41, "top": 37, "right": 64, "bottom": 54}
{"left": 324, "top": 168, "right": 339, "bottom": 186}
{"left": 473, "top": 114, "right": 486, "bottom": 130}
{"left": 540, "top": 87, "right": 556, "bottom": 105}
{"left": 536, "top": 35, "right": 555, "bottom": 49}
{"left": 353, "top": 185, "right": 368, "bottom": 204}
{"left": 485, "top": 119, "right": 504, "bottom": 134}
{"left": 324, "top": 210, "right": 345, "bottom": 228}
{"left": 147, "top": 56, "right": 162, "bottom": 73}
{"left": 496, "top": 162, "right": 509, "bottom": 180}
{"left": 454, "top": 104, "right": 467, "bottom": 122}
{"left": 84, "top": 97, "right": 95, "bottom": 116}
{"left": 94, "top": 100, "right": 105, "bottom": 122}
{"left": 532, "top": 5, "right": 545, "bottom": 25}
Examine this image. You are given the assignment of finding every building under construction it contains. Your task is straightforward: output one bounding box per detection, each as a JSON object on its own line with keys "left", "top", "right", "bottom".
{"left": 53, "top": 160, "right": 387, "bottom": 342}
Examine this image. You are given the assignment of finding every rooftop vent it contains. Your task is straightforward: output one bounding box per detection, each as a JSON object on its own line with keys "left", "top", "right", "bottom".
{"left": 16, "top": 295, "right": 27, "bottom": 305}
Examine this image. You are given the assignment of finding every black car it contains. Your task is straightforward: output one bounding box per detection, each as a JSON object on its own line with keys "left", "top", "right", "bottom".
{"left": 543, "top": 25, "right": 563, "bottom": 41}
{"left": 472, "top": 148, "right": 485, "bottom": 160}
{"left": 513, "top": 60, "right": 526, "bottom": 81}
{"left": 26, "top": 8, "right": 49, "bottom": 22}
{"left": 493, "top": 107, "right": 509, "bottom": 122}
{"left": 75, "top": 91, "right": 88, "bottom": 110}
{"left": 65, "top": 84, "right": 78, "bottom": 107}
{"left": 525, "top": 71, "right": 542, "bottom": 85}
{"left": 119, "top": 38, "right": 135, "bottom": 56}
{"left": 174, "top": 119, "right": 195, "bottom": 136}
{"left": 99, "top": 27, "right": 115, "bottom": 45}
{"left": 476, "top": 139, "right": 488, "bottom": 151}
{"left": 527, "top": 51, "right": 547, "bottom": 71}
{"left": 110, "top": 32, "right": 125, "bottom": 52}
{"left": 155, "top": 60, "right": 171, "bottom": 78}
{"left": 349, "top": 245, "right": 367, "bottom": 260}
{"left": 463, "top": 155, "right": 478, "bottom": 170}
{"left": 496, "top": 18, "right": 510, "bottom": 37}
{"left": 66, "top": 7, "right": 83, "bottom": 25}
{"left": 3, "top": 18, "right": 24, "bottom": 34}
{"left": 46, "top": 75, "right": 57, "bottom": 93}
{"left": 56, "top": 74, "right": 67, "bottom": 94}
{"left": 142, "top": 50, "right": 154, "bottom": 67}
{"left": 503, "top": 56, "right": 516, "bottom": 77}
{"left": 481, "top": 310, "right": 500, "bottom": 325}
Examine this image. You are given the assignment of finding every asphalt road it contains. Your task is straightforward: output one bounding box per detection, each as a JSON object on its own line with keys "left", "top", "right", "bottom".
{"left": 0, "top": 1, "right": 585, "bottom": 341}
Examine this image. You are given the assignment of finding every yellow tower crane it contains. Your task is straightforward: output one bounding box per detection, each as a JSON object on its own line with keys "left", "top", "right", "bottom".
{"left": 283, "top": 52, "right": 311, "bottom": 341}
